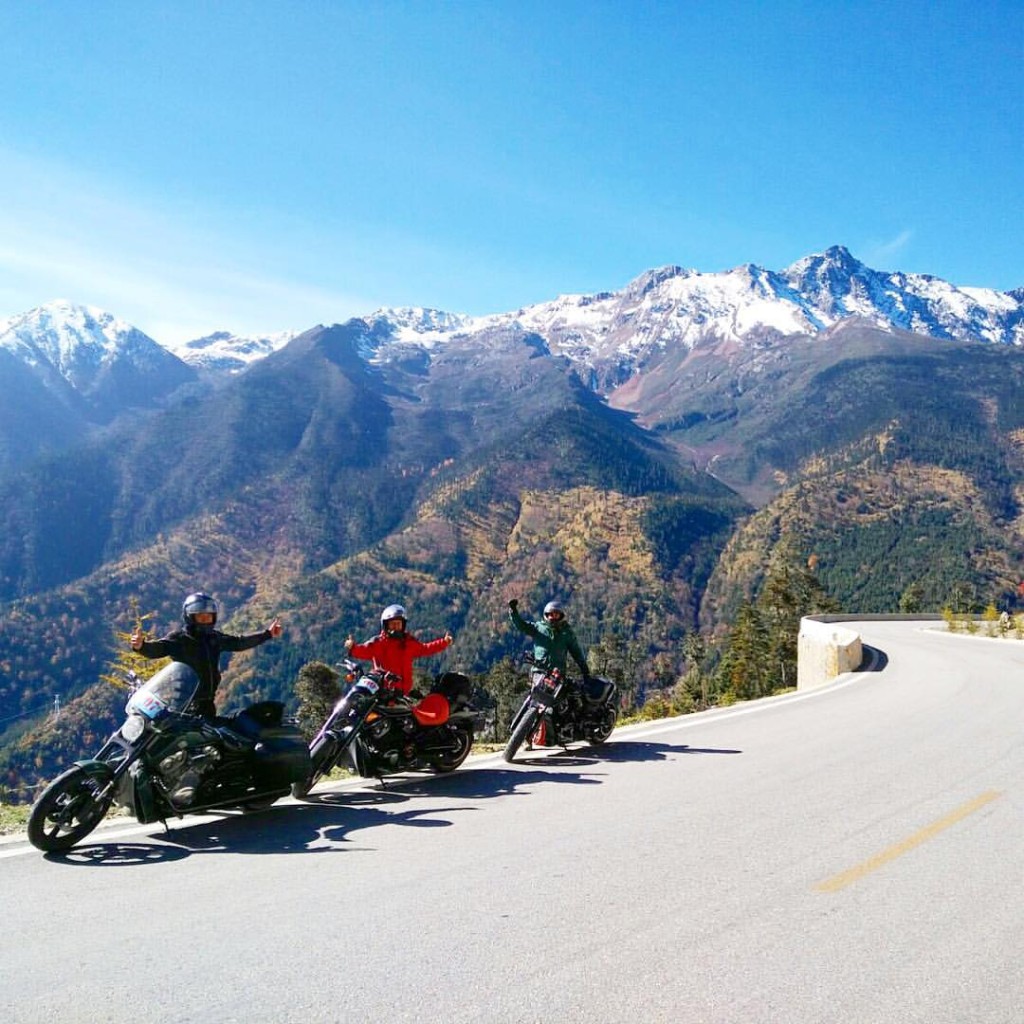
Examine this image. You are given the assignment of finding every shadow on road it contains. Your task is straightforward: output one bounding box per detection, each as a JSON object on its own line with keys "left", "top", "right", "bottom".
{"left": 40, "top": 741, "right": 744, "bottom": 866}
{"left": 511, "top": 740, "right": 742, "bottom": 767}
{"left": 40, "top": 766, "right": 602, "bottom": 866}
{"left": 857, "top": 644, "right": 889, "bottom": 672}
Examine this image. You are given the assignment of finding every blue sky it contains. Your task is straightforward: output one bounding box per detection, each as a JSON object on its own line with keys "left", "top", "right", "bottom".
{"left": 0, "top": 0, "right": 1020, "bottom": 345}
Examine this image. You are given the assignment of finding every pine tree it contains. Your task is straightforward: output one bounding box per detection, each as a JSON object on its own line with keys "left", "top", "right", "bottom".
{"left": 294, "top": 661, "right": 341, "bottom": 739}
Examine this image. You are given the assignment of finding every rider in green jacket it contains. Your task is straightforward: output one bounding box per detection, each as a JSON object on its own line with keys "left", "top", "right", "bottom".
{"left": 508, "top": 598, "right": 590, "bottom": 682}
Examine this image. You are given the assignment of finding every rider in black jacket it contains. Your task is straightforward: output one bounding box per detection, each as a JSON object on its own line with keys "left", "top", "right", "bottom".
{"left": 130, "top": 593, "right": 283, "bottom": 717}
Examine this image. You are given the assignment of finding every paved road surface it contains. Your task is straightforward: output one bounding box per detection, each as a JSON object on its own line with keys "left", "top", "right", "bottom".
{"left": 2, "top": 620, "right": 1022, "bottom": 1023}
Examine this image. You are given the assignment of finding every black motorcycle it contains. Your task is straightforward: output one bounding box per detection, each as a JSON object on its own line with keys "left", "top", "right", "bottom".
{"left": 291, "top": 660, "right": 478, "bottom": 798}
{"left": 502, "top": 653, "right": 619, "bottom": 762}
{"left": 27, "top": 662, "right": 312, "bottom": 852}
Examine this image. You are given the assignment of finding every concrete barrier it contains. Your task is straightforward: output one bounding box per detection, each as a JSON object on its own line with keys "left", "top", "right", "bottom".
{"left": 797, "top": 617, "right": 862, "bottom": 690}
{"left": 797, "top": 613, "right": 944, "bottom": 690}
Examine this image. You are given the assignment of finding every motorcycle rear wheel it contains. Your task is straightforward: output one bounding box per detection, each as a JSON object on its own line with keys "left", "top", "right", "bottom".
{"left": 503, "top": 707, "right": 540, "bottom": 763}
{"left": 27, "top": 767, "right": 113, "bottom": 852}
{"left": 586, "top": 706, "right": 618, "bottom": 745}
{"left": 429, "top": 724, "right": 473, "bottom": 773}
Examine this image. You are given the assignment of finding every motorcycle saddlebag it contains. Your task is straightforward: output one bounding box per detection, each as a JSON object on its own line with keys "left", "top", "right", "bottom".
{"left": 583, "top": 676, "right": 616, "bottom": 705}
{"left": 253, "top": 725, "right": 312, "bottom": 785}
{"left": 432, "top": 672, "right": 473, "bottom": 710}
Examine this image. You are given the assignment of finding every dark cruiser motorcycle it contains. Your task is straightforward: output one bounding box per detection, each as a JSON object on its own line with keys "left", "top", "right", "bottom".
{"left": 502, "top": 653, "right": 619, "bottom": 763}
{"left": 291, "top": 660, "right": 478, "bottom": 798}
{"left": 27, "top": 661, "right": 311, "bottom": 852}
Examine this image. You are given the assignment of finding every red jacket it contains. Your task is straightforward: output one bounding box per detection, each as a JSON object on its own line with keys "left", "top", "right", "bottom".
{"left": 347, "top": 631, "right": 452, "bottom": 694}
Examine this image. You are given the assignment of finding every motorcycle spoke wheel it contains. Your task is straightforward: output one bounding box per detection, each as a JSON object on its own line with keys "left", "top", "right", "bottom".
{"left": 27, "top": 767, "right": 112, "bottom": 852}
{"left": 429, "top": 726, "right": 473, "bottom": 773}
{"left": 503, "top": 708, "right": 540, "bottom": 763}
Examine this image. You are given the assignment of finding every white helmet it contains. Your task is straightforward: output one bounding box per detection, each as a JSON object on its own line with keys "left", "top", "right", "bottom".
{"left": 380, "top": 604, "right": 407, "bottom": 635}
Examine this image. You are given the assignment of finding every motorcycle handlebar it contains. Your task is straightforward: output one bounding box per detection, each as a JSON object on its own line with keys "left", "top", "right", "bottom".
{"left": 339, "top": 658, "right": 403, "bottom": 688}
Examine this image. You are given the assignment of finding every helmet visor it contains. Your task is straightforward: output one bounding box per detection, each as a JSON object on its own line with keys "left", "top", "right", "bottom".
{"left": 184, "top": 595, "right": 218, "bottom": 617}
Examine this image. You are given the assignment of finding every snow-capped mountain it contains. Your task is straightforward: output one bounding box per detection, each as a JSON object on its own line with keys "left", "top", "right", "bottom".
{"left": 3, "top": 247, "right": 1021, "bottom": 408}
{"left": 0, "top": 300, "right": 196, "bottom": 470}
{"left": 0, "top": 299, "right": 191, "bottom": 396}
{"left": 173, "top": 329, "right": 298, "bottom": 373}
{"left": 356, "top": 247, "right": 1022, "bottom": 388}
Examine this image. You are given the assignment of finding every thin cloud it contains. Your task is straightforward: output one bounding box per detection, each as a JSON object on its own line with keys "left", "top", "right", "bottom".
{"left": 864, "top": 230, "right": 914, "bottom": 269}
{"left": 0, "top": 149, "right": 373, "bottom": 345}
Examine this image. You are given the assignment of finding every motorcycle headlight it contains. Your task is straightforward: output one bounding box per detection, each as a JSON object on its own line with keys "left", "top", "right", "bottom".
{"left": 121, "top": 713, "right": 147, "bottom": 743}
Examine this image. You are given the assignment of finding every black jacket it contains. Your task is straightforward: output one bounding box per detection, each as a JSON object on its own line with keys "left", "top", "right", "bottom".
{"left": 138, "top": 626, "right": 273, "bottom": 715}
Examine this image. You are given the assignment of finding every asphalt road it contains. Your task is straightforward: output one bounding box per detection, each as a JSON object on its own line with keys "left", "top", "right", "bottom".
{"left": 2, "top": 620, "right": 1022, "bottom": 1024}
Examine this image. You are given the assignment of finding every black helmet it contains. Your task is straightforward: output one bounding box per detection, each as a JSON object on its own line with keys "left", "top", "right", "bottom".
{"left": 380, "top": 603, "right": 407, "bottom": 636}
{"left": 183, "top": 592, "right": 218, "bottom": 632}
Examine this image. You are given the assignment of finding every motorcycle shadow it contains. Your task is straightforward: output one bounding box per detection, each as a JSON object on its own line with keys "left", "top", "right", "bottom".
{"left": 323, "top": 765, "right": 605, "bottom": 801}
{"left": 514, "top": 740, "right": 742, "bottom": 766}
{"left": 45, "top": 800, "right": 469, "bottom": 864}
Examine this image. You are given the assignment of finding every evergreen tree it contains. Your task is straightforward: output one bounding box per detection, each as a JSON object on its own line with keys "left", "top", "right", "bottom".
{"left": 477, "top": 657, "right": 527, "bottom": 741}
{"left": 294, "top": 661, "right": 341, "bottom": 739}
{"left": 725, "top": 601, "right": 771, "bottom": 700}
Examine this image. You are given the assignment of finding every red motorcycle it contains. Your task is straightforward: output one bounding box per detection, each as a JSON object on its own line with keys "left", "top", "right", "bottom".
{"left": 292, "top": 660, "right": 478, "bottom": 797}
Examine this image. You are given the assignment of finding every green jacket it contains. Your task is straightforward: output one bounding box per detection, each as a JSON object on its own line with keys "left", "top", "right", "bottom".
{"left": 509, "top": 606, "right": 589, "bottom": 677}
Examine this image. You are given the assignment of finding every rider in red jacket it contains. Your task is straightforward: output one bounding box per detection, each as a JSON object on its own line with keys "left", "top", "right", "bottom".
{"left": 345, "top": 604, "right": 453, "bottom": 695}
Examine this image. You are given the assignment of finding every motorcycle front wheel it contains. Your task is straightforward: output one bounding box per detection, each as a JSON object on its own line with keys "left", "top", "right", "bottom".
{"left": 503, "top": 707, "right": 540, "bottom": 763}
{"left": 291, "top": 733, "right": 336, "bottom": 800}
{"left": 429, "top": 724, "right": 473, "bottom": 773}
{"left": 27, "top": 767, "right": 113, "bottom": 852}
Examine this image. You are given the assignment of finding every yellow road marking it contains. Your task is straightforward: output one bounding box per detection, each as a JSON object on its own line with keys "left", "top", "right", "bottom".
{"left": 815, "top": 790, "right": 1002, "bottom": 893}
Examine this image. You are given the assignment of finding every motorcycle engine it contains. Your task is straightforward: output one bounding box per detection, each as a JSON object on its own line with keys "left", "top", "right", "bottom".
{"left": 364, "top": 714, "right": 416, "bottom": 767}
{"left": 158, "top": 743, "right": 222, "bottom": 808}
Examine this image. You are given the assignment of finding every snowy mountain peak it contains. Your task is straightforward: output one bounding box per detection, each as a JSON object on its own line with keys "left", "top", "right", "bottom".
{"left": 351, "top": 247, "right": 1022, "bottom": 394}
{"left": 0, "top": 299, "right": 174, "bottom": 389}
{"left": 173, "top": 329, "right": 297, "bottom": 373}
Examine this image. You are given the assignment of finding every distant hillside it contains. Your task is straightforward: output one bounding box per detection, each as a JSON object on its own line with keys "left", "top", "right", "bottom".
{"left": 702, "top": 426, "right": 1024, "bottom": 627}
